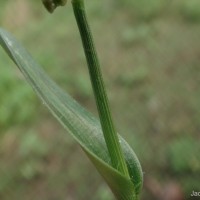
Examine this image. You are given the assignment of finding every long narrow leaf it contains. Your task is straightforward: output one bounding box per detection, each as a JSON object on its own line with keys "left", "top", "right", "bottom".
{"left": 0, "top": 28, "right": 143, "bottom": 200}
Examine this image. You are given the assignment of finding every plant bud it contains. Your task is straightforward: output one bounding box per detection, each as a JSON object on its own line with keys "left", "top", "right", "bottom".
{"left": 42, "top": 0, "right": 67, "bottom": 13}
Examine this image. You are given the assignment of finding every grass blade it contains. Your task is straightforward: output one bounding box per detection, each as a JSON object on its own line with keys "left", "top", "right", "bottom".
{"left": 0, "top": 28, "right": 143, "bottom": 200}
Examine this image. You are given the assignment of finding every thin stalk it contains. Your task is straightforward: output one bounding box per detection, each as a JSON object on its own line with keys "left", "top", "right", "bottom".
{"left": 72, "top": 0, "right": 129, "bottom": 178}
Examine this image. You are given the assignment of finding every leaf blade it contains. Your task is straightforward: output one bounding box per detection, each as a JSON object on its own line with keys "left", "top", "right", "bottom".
{"left": 0, "top": 28, "right": 143, "bottom": 200}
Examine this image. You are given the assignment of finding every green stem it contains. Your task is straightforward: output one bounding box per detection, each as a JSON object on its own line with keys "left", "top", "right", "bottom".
{"left": 72, "top": 0, "right": 129, "bottom": 178}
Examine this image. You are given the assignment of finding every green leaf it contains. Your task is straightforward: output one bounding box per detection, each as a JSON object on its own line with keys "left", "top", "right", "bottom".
{"left": 0, "top": 28, "right": 143, "bottom": 200}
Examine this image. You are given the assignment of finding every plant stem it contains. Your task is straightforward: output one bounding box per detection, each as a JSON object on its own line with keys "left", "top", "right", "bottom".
{"left": 72, "top": 0, "right": 129, "bottom": 178}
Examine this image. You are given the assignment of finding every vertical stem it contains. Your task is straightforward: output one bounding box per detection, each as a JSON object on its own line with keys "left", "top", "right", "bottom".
{"left": 72, "top": 0, "right": 129, "bottom": 178}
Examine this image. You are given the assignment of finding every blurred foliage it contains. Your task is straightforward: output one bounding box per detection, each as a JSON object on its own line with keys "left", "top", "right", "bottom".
{"left": 180, "top": 0, "right": 200, "bottom": 22}
{"left": 168, "top": 136, "right": 200, "bottom": 173}
{"left": 0, "top": 54, "right": 37, "bottom": 129}
{"left": 0, "top": 0, "right": 200, "bottom": 199}
{"left": 123, "top": 0, "right": 167, "bottom": 20}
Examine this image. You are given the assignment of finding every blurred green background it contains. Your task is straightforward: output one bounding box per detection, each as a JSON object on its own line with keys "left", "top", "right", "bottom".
{"left": 0, "top": 0, "right": 200, "bottom": 199}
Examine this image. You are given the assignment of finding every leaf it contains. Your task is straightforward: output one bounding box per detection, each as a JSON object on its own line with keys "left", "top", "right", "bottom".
{"left": 0, "top": 28, "right": 143, "bottom": 200}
